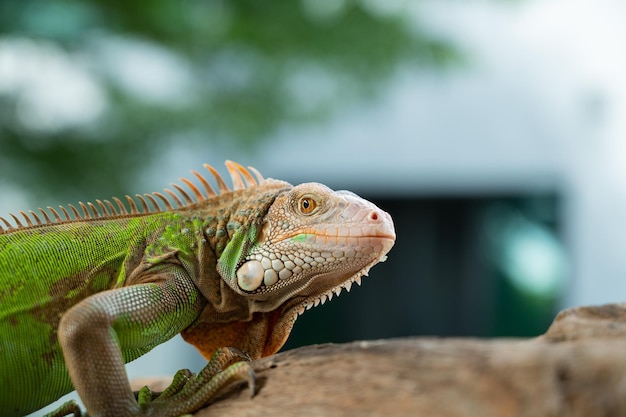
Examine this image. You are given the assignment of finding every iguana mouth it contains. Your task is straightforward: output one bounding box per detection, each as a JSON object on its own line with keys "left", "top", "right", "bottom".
{"left": 279, "top": 228, "right": 396, "bottom": 243}
{"left": 280, "top": 222, "right": 395, "bottom": 315}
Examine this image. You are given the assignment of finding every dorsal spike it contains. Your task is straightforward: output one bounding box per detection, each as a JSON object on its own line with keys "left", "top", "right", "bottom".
{"left": 225, "top": 161, "right": 245, "bottom": 190}
{"left": 19, "top": 211, "right": 34, "bottom": 227}
{"left": 96, "top": 200, "right": 109, "bottom": 216}
{"left": 38, "top": 208, "right": 53, "bottom": 224}
{"left": 28, "top": 210, "right": 43, "bottom": 225}
{"left": 152, "top": 192, "right": 174, "bottom": 211}
{"left": 248, "top": 166, "right": 265, "bottom": 184}
{"left": 0, "top": 216, "right": 13, "bottom": 230}
{"left": 171, "top": 183, "right": 194, "bottom": 205}
{"left": 48, "top": 206, "right": 62, "bottom": 222}
{"left": 1, "top": 161, "right": 271, "bottom": 233}
{"left": 78, "top": 202, "right": 91, "bottom": 219}
{"left": 204, "top": 163, "right": 230, "bottom": 193}
{"left": 192, "top": 170, "right": 217, "bottom": 198}
{"left": 112, "top": 197, "right": 128, "bottom": 215}
{"left": 87, "top": 202, "right": 100, "bottom": 218}
{"left": 180, "top": 177, "right": 205, "bottom": 202}
{"left": 60, "top": 206, "right": 71, "bottom": 221}
{"left": 68, "top": 205, "right": 81, "bottom": 220}
{"left": 164, "top": 189, "right": 184, "bottom": 208}
{"left": 125, "top": 195, "right": 139, "bottom": 214}
{"left": 144, "top": 194, "right": 162, "bottom": 212}
{"left": 104, "top": 200, "right": 118, "bottom": 215}
{"left": 226, "top": 160, "right": 257, "bottom": 187}
{"left": 135, "top": 194, "right": 150, "bottom": 213}
{"left": 11, "top": 213, "right": 25, "bottom": 228}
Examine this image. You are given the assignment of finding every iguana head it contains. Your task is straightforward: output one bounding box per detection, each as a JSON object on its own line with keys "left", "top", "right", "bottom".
{"left": 183, "top": 162, "right": 395, "bottom": 359}
{"left": 219, "top": 182, "right": 395, "bottom": 311}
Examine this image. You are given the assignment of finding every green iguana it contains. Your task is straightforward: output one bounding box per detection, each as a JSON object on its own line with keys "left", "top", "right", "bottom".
{"left": 0, "top": 161, "right": 395, "bottom": 417}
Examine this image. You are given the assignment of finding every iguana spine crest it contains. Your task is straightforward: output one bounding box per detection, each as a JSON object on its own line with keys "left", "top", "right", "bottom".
{"left": 0, "top": 160, "right": 266, "bottom": 234}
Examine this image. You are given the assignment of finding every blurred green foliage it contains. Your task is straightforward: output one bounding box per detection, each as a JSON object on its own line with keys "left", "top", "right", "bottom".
{"left": 0, "top": 0, "right": 456, "bottom": 202}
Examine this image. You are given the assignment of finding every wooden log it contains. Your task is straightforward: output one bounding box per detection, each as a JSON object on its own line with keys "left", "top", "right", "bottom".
{"left": 137, "top": 304, "right": 626, "bottom": 416}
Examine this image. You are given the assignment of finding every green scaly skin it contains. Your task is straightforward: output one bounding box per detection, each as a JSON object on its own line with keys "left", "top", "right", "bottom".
{"left": 0, "top": 161, "right": 395, "bottom": 417}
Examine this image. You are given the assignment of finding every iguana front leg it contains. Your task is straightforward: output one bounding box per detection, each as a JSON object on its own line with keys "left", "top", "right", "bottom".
{"left": 56, "top": 268, "right": 251, "bottom": 417}
{"left": 135, "top": 347, "right": 255, "bottom": 413}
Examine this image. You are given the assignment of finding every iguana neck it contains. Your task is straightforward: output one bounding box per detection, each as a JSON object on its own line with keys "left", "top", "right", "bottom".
{"left": 169, "top": 183, "right": 291, "bottom": 318}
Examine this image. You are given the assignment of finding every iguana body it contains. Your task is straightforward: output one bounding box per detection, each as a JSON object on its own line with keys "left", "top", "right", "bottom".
{"left": 0, "top": 161, "right": 395, "bottom": 417}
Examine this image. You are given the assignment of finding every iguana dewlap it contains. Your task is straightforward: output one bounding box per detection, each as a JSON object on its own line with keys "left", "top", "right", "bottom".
{"left": 0, "top": 161, "right": 395, "bottom": 417}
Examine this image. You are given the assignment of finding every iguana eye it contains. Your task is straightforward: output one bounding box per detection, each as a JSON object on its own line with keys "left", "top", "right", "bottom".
{"left": 299, "top": 196, "right": 317, "bottom": 214}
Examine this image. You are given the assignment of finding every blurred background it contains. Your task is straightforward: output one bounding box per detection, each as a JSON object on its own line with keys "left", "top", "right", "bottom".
{"left": 1, "top": 0, "right": 625, "bottom": 414}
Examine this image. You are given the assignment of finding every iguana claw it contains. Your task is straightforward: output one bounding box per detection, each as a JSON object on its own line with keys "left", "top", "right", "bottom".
{"left": 137, "top": 347, "right": 256, "bottom": 416}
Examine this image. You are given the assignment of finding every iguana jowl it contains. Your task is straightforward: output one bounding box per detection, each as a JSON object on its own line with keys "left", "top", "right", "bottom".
{"left": 0, "top": 161, "right": 395, "bottom": 417}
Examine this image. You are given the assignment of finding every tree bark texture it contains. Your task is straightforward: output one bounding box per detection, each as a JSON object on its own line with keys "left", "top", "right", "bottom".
{"left": 152, "top": 303, "right": 626, "bottom": 417}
